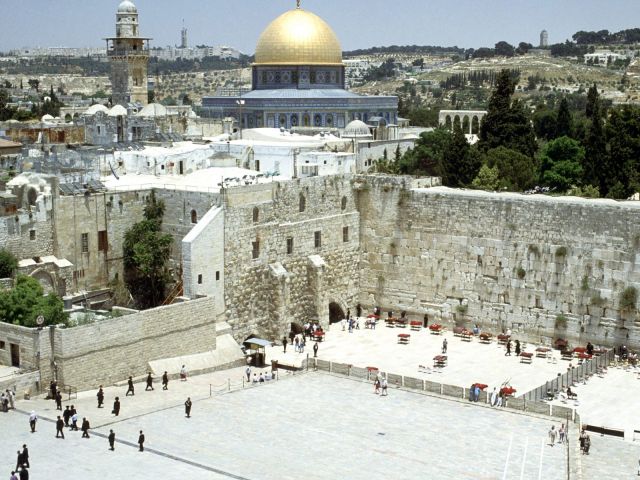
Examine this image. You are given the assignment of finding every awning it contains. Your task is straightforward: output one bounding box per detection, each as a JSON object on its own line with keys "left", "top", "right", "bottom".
{"left": 243, "top": 338, "right": 272, "bottom": 348}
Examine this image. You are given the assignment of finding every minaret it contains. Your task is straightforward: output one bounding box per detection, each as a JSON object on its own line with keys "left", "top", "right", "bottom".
{"left": 181, "top": 22, "right": 188, "bottom": 49}
{"left": 540, "top": 30, "right": 549, "bottom": 48}
{"left": 105, "top": 0, "right": 151, "bottom": 106}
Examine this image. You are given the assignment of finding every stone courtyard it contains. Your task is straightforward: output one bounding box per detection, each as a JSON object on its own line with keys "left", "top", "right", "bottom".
{"left": 2, "top": 369, "right": 569, "bottom": 480}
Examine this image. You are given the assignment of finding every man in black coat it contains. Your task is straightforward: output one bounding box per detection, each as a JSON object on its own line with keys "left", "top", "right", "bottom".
{"left": 21, "top": 445, "right": 29, "bottom": 468}
{"left": 185, "top": 397, "right": 192, "bottom": 418}
{"left": 138, "top": 430, "right": 145, "bottom": 452}
{"left": 55, "top": 416, "right": 65, "bottom": 439}
{"left": 81, "top": 417, "right": 90, "bottom": 438}
{"left": 112, "top": 397, "right": 120, "bottom": 416}
{"left": 108, "top": 430, "right": 115, "bottom": 451}
{"left": 15, "top": 450, "right": 23, "bottom": 471}
{"left": 162, "top": 371, "right": 169, "bottom": 390}
{"left": 126, "top": 376, "right": 135, "bottom": 396}
{"left": 55, "top": 391, "right": 62, "bottom": 411}
{"left": 96, "top": 386, "right": 104, "bottom": 408}
{"left": 145, "top": 373, "right": 154, "bottom": 391}
{"left": 62, "top": 406, "right": 71, "bottom": 427}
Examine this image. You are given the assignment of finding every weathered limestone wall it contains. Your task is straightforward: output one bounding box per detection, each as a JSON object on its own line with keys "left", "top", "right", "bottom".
{"left": 53, "top": 297, "right": 218, "bottom": 390}
{"left": 359, "top": 179, "right": 640, "bottom": 349}
{"left": 0, "top": 323, "right": 55, "bottom": 388}
{"left": 0, "top": 211, "right": 54, "bottom": 260}
{"left": 224, "top": 176, "right": 360, "bottom": 342}
{"left": 54, "top": 190, "right": 148, "bottom": 291}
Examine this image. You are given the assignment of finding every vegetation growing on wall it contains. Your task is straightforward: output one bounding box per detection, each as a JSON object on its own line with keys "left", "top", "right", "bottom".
{"left": 0, "top": 249, "right": 18, "bottom": 279}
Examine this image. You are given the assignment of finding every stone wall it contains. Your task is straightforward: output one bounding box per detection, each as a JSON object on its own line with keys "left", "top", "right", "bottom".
{"left": 358, "top": 178, "right": 640, "bottom": 349}
{"left": 52, "top": 297, "right": 218, "bottom": 390}
{"left": 54, "top": 190, "right": 149, "bottom": 291}
{"left": 224, "top": 175, "right": 360, "bottom": 342}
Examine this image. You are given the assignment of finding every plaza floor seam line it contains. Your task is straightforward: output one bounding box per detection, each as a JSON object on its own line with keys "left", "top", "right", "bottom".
{"left": 14, "top": 408, "right": 252, "bottom": 480}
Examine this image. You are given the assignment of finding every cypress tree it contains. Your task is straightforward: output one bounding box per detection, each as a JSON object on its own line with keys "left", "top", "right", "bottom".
{"left": 555, "top": 98, "right": 573, "bottom": 138}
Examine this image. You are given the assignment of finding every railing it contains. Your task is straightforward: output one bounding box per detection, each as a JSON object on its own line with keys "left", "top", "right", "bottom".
{"left": 523, "top": 349, "right": 614, "bottom": 401}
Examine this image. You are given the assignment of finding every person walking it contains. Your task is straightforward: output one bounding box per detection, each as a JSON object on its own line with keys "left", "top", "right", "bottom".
{"left": 505, "top": 340, "right": 512, "bottom": 356}
{"left": 62, "top": 406, "right": 71, "bottom": 427}
{"left": 381, "top": 377, "right": 388, "bottom": 396}
{"left": 55, "top": 390, "right": 62, "bottom": 411}
{"left": 282, "top": 336, "right": 287, "bottom": 353}
{"left": 162, "top": 371, "right": 169, "bottom": 390}
{"left": 49, "top": 380, "right": 57, "bottom": 401}
{"left": 313, "top": 342, "right": 319, "bottom": 358}
{"left": 96, "top": 386, "right": 105, "bottom": 408}
{"left": 515, "top": 340, "right": 521, "bottom": 356}
{"left": 70, "top": 412, "right": 78, "bottom": 431}
{"left": 548, "top": 425, "right": 557, "bottom": 446}
{"left": 7, "top": 389, "right": 15, "bottom": 410}
{"left": 15, "top": 450, "right": 24, "bottom": 472}
{"left": 185, "top": 397, "right": 192, "bottom": 418}
{"left": 559, "top": 423, "right": 566, "bottom": 444}
{"left": 138, "top": 430, "right": 145, "bottom": 452}
{"left": 145, "top": 373, "right": 154, "bottom": 391}
{"left": 442, "top": 338, "right": 448, "bottom": 354}
{"left": 180, "top": 365, "right": 188, "bottom": 381}
{"left": 18, "top": 466, "right": 28, "bottom": 480}
{"left": 126, "top": 376, "right": 135, "bottom": 396}
{"left": 108, "top": 429, "right": 116, "bottom": 451}
{"left": 245, "top": 366, "right": 251, "bottom": 382}
{"left": 374, "top": 377, "right": 381, "bottom": 394}
{"left": 21, "top": 446, "right": 29, "bottom": 469}
{"left": 29, "top": 411, "right": 37, "bottom": 433}
{"left": 55, "top": 416, "right": 65, "bottom": 439}
{"left": 81, "top": 417, "right": 90, "bottom": 438}
{"left": 112, "top": 397, "right": 120, "bottom": 417}
{"left": 294, "top": 336, "right": 299, "bottom": 353}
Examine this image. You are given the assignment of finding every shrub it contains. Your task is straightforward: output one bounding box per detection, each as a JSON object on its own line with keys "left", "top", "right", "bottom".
{"left": 528, "top": 244, "right": 540, "bottom": 256}
{"left": 555, "top": 314, "right": 568, "bottom": 329}
{"left": 620, "top": 286, "right": 638, "bottom": 311}
{"left": 555, "top": 246, "right": 567, "bottom": 257}
{"left": 456, "top": 304, "right": 468, "bottom": 314}
{"left": 517, "top": 267, "right": 526, "bottom": 279}
{"left": 581, "top": 275, "right": 589, "bottom": 291}
{"left": 0, "top": 249, "right": 18, "bottom": 279}
{"left": 590, "top": 292, "right": 606, "bottom": 307}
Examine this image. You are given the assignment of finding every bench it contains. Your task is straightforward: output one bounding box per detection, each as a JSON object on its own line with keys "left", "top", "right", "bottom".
{"left": 433, "top": 355, "right": 447, "bottom": 368}
{"left": 520, "top": 352, "right": 533, "bottom": 364}
{"left": 479, "top": 333, "right": 492, "bottom": 344}
{"left": 536, "top": 347, "right": 552, "bottom": 359}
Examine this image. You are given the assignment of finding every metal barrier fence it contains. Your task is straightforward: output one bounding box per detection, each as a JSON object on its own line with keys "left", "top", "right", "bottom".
{"left": 309, "top": 358, "right": 574, "bottom": 420}
{"left": 523, "top": 349, "right": 614, "bottom": 402}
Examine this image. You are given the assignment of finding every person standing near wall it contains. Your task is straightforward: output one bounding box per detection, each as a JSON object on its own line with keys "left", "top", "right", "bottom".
{"left": 180, "top": 365, "right": 188, "bottom": 381}
{"left": 97, "top": 386, "right": 105, "bottom": 408}
{"left": 162, "top": 372, "right": 169, "bottom": 390}
{"left": 28, "top": 411, "right": 37, "bottom": 433}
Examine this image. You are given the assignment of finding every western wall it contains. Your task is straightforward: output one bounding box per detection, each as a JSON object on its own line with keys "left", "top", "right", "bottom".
{"left": 357, "top": 175, "right": 640, "bottom": 350}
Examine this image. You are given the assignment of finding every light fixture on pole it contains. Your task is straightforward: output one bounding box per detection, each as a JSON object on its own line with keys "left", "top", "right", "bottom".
{"left": 236, "top": 99, "right": 246, "bottom": 140}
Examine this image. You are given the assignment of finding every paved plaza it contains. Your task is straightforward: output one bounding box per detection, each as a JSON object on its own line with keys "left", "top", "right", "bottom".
{"left": 266, "top": 321, "right": 569, "bottom": 395}
{"left": 2, "top": 371, "right": 569, "bottom": 480}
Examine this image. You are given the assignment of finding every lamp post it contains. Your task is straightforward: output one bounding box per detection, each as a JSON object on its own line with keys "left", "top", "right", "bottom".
{"left": 236, "top": 99, "right": 245, "bottom": 140}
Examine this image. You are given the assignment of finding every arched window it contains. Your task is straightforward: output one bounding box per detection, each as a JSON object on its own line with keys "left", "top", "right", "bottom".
{"left": 190, "top": 209, "right": 197, "bottom": 224}
{"left": 253, "top": 207, "right": 259, "bottom": 223}
{"left": 341, "top": 196, "right": 347, "bottom": 210}
{"left": 299, "top": 193, "right": 306, "bottom": 212}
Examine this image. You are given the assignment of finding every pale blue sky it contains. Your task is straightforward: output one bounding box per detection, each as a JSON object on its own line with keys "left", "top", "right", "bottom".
{"left": 1, "top": 0, "right": 639, "bottom": 53}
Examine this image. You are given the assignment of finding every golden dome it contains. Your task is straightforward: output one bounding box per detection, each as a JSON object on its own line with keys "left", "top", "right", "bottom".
{"left": 254, "top": 8, "right": 343, "bottom": 66}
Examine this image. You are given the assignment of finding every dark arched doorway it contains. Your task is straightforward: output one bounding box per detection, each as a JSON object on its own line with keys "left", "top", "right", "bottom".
{"left": 290, "top": 322, "right": 304, "bottom": 334}
{"left": 329, "top": 302, "right": 345, "bottom": 324}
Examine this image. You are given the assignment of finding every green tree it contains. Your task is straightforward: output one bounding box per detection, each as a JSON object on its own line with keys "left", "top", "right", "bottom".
{"left": 539, "top": 136, "right": 585, "bottom": 191}
{"left": 555, "top": 98, "right": 573, "bottom": 138}
{"left": 0, "top": 275, "right": 67, "bottom": 327}
{"left": 533, "top": 107, "right": 557, "bottom": 141}
{"left": 485, "top": 147, "right": 537, "bottom": 191}
{"left": 495, "top": 41, "right": 515, "bottom": 57}
{"left": 123, "top": 191, "right": 173, "bottom": 309}
{"left": 398, "top": 128, "right": 450, "bottom": 176}
{"left": 471, "top": 164, "right": 500, "bottom": 191}
{"left": 583, "top": 88, "right": 606, "bottom": 190}
{"left": 604, "top": 106, "right": 640, "bottom": 198}
{"left": 480, "top": 70, "right": 537, "bottom": 158}
{"left": 0, "top": 249, "right": 18, "bottom": 278}
{"left": 442, "top": 123, "right": 481, "bottom": 187}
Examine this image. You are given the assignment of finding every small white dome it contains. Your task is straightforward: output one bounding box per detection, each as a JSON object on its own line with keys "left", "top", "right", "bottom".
{"left": 343, "top": 120, "right": 372, "bottom": 138}
{"left": 118, "top": 0, "right": 137, "bottom": 13}
{"left": 41, "top": 114, "right": 54, "bottom": 122}
{"left": 84, "top": 104, "right": 109, "bottom": 116}
{"left": 137, "top": 103, "right": 167, "bottom": 117}
{"left": 108, "top": 105, "right": 128, "bottom": 117}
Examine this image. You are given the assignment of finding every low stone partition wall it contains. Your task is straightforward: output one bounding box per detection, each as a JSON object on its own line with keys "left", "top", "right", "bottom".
{"left": 0, "top": 370, "right": 40, "bottom": 398}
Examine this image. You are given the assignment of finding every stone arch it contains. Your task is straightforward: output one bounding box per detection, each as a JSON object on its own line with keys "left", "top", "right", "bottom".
{"left": 445, "top": 115, "right": 452, "bottom": 130}
{"left": 190, "top": 209, "right": 197, "bottom": 224}
{"left": 290, "top": 321, "right": 304, "bottom": 335}
{"left": 462, "top": 115, "right": 470, "bottom": 134}
{"left": 328, "top": 301, "right": 346, "bottom": 324}
{"left": 73, "top": 113, "right": 79, "bottom": 119}
{"left": 453, "top": 115, "right": 461, "bottom": 131}
{"left": 30, "top": 268, "right": 56, "bottom": 295}
{"left": 64, "top": 114, "right": 72, "bottom": 122}
{"left": 471, "top": 116, "right": 480, "bottom": 134}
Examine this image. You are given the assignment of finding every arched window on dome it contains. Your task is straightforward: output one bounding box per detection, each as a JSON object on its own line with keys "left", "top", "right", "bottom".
{"left": 299, "top": 193, "right": 306, "bottom": 213}
{"left": 191, "top": 209, "right": 198, "bottom": 224}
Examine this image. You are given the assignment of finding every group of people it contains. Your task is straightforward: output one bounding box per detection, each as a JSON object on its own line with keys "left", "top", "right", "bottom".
{"left": 1, "top": 388, "right": 16, "bottom": 412}
{"left": 547, "top": 423, "right": 567, "bottom": 446}
{"left": 10, "top": 445, "right": 30, "bottom": 480}
{"left": 373, "top": 375, "right": 389, "bottom": 396}
{"left": 488, "top": 387, "right": 509, "bottom": 407}
{"left": 246, "top": 366, "right": 276, "bottom": 383}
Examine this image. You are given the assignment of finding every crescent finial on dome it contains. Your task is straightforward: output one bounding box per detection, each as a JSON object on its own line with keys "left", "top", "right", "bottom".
{"left": 296, "top": 0, "right": 301, "bottom": 8}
